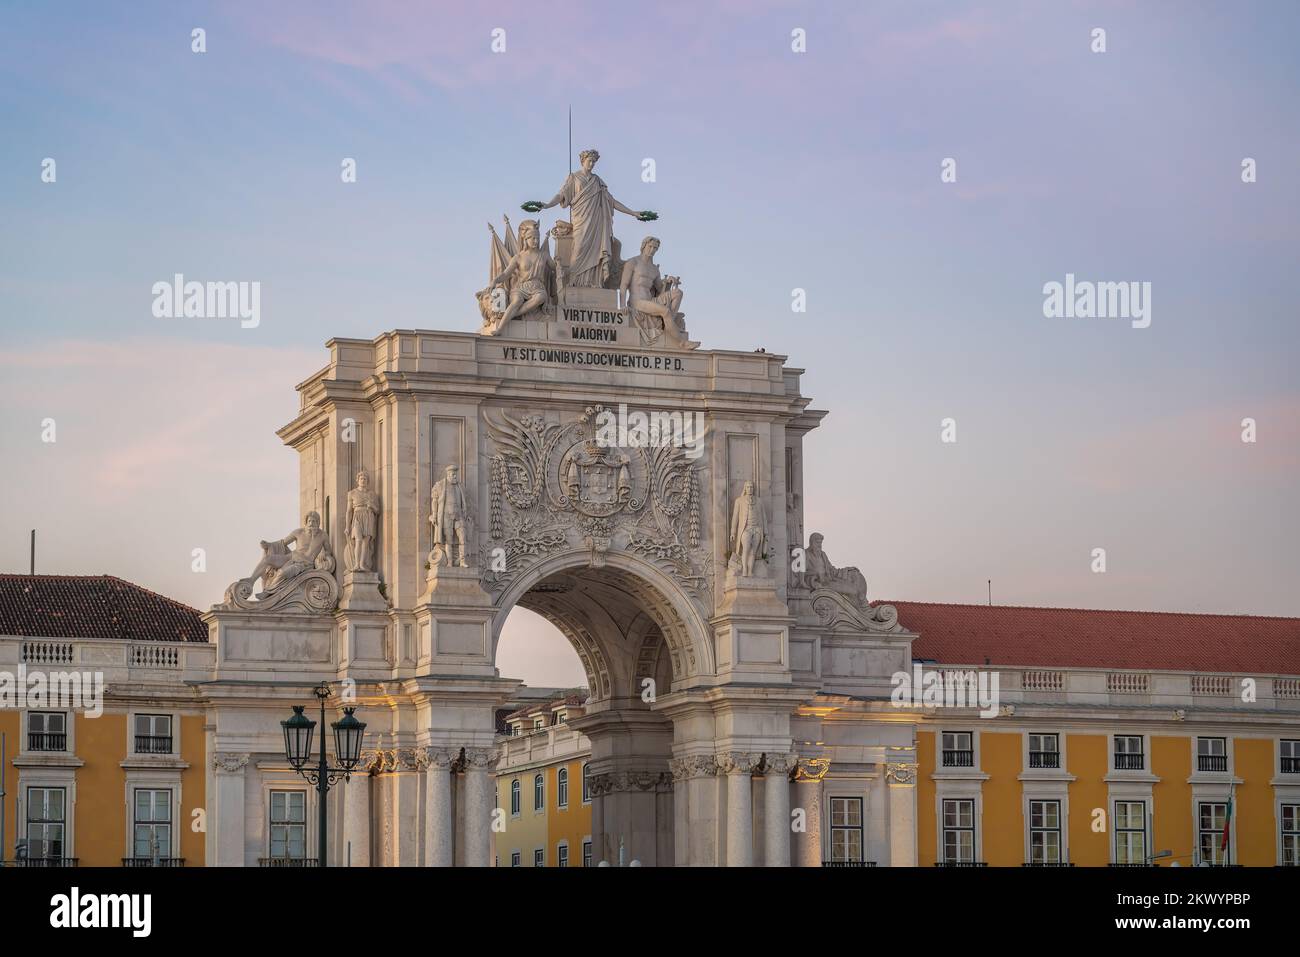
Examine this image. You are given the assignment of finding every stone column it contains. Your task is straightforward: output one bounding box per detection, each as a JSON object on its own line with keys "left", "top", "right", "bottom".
{"left": 670, "top": 758, "right": 690, "bottom": 866}
{"left": 343, "top": 752, "right": 378, "bottom": 867}
{"left": 720, "top": 752, "right": 760, "bottom": 867}
{"left": 462, "top": 747, "right": 497, "bottom": 867}
{"left": 211, "top": 752, "right": 248, "bottom": 867}
{"left": 792, "top": 757, "right": 829, "bottom": 867}
{"left": 764, "top": 754, "right": 796, "bottom": 867}
{"left": 886, "top": 763, "right": 919, "bottom": 867}
{"left": 425, "top": 748, "right": 455, "bottom": 867}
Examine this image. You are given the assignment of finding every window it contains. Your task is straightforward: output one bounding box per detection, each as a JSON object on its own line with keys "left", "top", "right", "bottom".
{"left": 556, "top": 712, "right": 567, "bottom": 724}
{"left": 1282, "top": 805, "right": 1300, "bottom": 866}
{"left": 133, "top": 789, "right": 172, "bottom": 859}
{"left": 135, "top": 714, "right": 173, "bottom": 754}
{"left": 533, "top": 773, "right": 544, "bottom": 811}
{"left": 582, "top": 763, "right": 590, "bottom": 803}
{"left": 1028, "top": 733, "right": 1060, "bottom": 769}
{"left": 269, "top": 790, "right": 306, "bottom": 860}
{"left": 582, "top": 839, "right": 592, "bottom": 868}
{"left": 557, "top": 768, "right": 569, "bottom": 809}
{"left": 1114, "top": 801, "right": 1147, "bottom": 864}
{"left": 1281, "top": 740, "right": 1300, "bottom": 774}
{"left": 941, "top": 799, "right": 975, "bottom": 863}
{"left": 510, "top": 779, "right": 521, "bottom": 816}
{"left": 1114, "top": 735, "right": 1144, "bottom": 770}
{"left": 511, "top": 851, "right": 521, "bottom": 867}
{"left": 941, "top": 732, "right": 973, "bottom": 768}
{"left": 1197, "top": 737, "right": 1227, "bottom": 772}
{"left": 534, "top": 718, "right": 545, "bottom": 731}
{"left": 829, "top": 797, "right": 864, "bottom": 863}
{"left": 1028, "top": 800, "right": 1062, "bottom": 864}
{"left": 28, "top": 712, "right": 67, "bottom": 752}
{"left": 534, "top": 847, "right": 544, "bottom": 867}
{"left": 557, "top": 843, "right": 569, "bottom": 868}
{"left": 25, "top": 787, "right": 66, "bottom": 860}
{"left": 1198, "top": 802, "right": 1229, "bottom": 865}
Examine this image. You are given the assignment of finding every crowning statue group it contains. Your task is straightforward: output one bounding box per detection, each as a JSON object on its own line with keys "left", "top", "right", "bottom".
{"left": 476, "top": 148, "right": 694, "bottom": 349}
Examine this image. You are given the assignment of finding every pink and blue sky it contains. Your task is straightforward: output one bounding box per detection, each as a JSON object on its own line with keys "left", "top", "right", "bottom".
{"left": 2, "top": 2, "right": 1297, "bottom": 685}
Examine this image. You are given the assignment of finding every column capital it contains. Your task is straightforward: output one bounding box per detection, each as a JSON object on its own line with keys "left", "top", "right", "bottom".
{"left": 718, "top": 751, "right": 763, "bottom": 775}
{"left": 763, "top": 752, "right": 800, "bottom": 776}
{"left": 463, "top": 745, "right": 499, "bottom": 771}
{"left": 212, "top": 751, "right": 249, "bottom": 773}
{"left": 670, "top": 754, "right": 719, "bottom": 780}
{"left": 360, "top": 748, "right": 385, "bottom": 774}
{"left": 424, "top": 747, "right": 457, "bottom": 769}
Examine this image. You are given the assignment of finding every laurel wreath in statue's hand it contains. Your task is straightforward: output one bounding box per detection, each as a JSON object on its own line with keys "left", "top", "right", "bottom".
{"left": 521, "top": 201, "right": 545, "bottom": 213}
{"left": 637, "top": 211, "right": 659, "bottom": 222}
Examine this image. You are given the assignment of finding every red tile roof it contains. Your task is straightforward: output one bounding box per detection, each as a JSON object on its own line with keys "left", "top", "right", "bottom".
{"left": 886, "top": 601, "right": 1300, "bottom": 675}
{"left": 0, "top": 574, "right": 207, "bottom": 643}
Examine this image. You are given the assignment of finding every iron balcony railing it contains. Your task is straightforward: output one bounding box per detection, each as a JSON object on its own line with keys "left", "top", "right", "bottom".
{"left": 822, "top": 861, "right": 878, "bottom": 867}
{"left": 1281, "top": 756, "right": 1300, "bottom": 773}
{"left": 1028, "top": 751, "right": 1059, "bottom": 769}
{"left": 13, "top": 857, "right": 79, "bottom": 867}
{"left": 27, "top": 732, "right": 67, "bottom": 752}
{"left": 121, "top": 857, "right": 185, "bottom": 867}
{"left": 936, "top": 861, "right": 988, "bottom": 867}
{"left": 941, "top": 750, "right": 974, "bottom": 767}
{"left": 258, "top": 857, "right": 319, "bottom": 867}
{"left": 1022, "top": 861, "right": 1074, "bottom": 867}
{"left": 1114, "top": 753, "right": 1144, "bottom": 770}
{"left": 1197, "top": 754, "right": 1229, "bottom": 772}
{"left": 134, "top": 735, "right": 173, "bottom": 754}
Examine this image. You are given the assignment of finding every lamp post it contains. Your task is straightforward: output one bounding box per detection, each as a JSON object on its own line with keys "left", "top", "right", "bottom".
{"left": 281, "top": 681, "right": 366, "bottom": 867}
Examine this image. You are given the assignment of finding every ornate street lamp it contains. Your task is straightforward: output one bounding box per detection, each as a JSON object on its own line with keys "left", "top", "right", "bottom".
{"left": 280, "top": 681, "right": 366, "bottom": 867}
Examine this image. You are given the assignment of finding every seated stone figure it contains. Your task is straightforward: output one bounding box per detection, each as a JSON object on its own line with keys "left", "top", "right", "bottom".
{"left": 803, "top": 532, "right": 868, "bottom": 605}
{"left": 478, "top": 219, "right": 553, "bottom": 333}
{"left": 618, "top": 236, "right": 694, "bottom": 349}
{"left": 249, "top": 511, "right": 335, "bottom": 594}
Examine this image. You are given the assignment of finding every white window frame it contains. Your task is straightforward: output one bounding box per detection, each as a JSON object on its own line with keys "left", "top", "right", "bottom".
{"left": 557, "top": 767, "right": 569, "bottom": 809}
{"left": 1193, "top": 736, "right": 1230, "bottom": 775}
{"left": 1279, "top": 739, "right": 1300, "bottom": 776}
{"left": 827, "top": 795, "right": 865, "bottom": 863}
{"left": 533, "top": 773, "right": 544, "bottom": 812}
{"left": 23, "top": 710, "right": 70, "bottom": 754}
{"left": 1196, "top": 800, "right": 1230, "bottom": 865}
{"left": 510, "top": 778, "right": 521, "bottom": 817}
{"left": 268, "top": 788, "right": 309, "bottom": 861}
{"left": 127, "top": 709, "right": 179, "bottom": 758}
{"left": 1112, "top": 798, "right": 1149, "bottom": 865}
{"left": 24, "top": 785, "right": 69, "bottom": 861}
{"left": 1027, "top": 798, "right": 1063, "bottom": 864}
{"left": 1112, "top": 733, "right": 1147, "bottom": 772}
{"left": 940, "top": 730, "right": 975, "bottom": 769}
{"left": 940, "top": 797, "right": 977, "bottom": 864}
{"left": 582, "top": 762, "right": 591, "bottom": 804}
{"left": 131, "top": 787, "right": 175, "bottom": 860}
{"left": 510, "top": 850, "right": 521, "bottom": 868}
{"left": 557, "top": 841, "right": 569, "bottom": 868}
{"left": 533, "top": 847, "right": 544, "bottom": 867}
{"left": 1279, "top": 802, "right": 1300, "bottom": 867}
{"left": 1026, "top": 732, "right": 1061, "bottom": 770}
{"left": 582, "top": 838, "right": 592, "bottom": 867}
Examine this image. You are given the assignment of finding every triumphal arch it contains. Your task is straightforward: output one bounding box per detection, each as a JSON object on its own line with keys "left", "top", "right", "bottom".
{"left": 202, "top": 153, "right": 920, "bottom": 866}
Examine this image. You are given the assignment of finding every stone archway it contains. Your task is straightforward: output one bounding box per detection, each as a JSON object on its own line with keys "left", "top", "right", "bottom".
{"left": 490, "top": 550, "right": 718, "bottom": 865}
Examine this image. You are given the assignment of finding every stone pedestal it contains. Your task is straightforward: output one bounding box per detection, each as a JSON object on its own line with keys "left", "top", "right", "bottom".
{"left": 414, "top": 565, "right": 496, "bottom": 676}
{"left": 713, "top": 575, "right": 794, "bottom": 684}
{"left": 339, "top": 570, "right": 386, "bottom": 611}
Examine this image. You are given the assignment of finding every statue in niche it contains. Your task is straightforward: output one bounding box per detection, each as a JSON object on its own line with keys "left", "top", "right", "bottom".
{"left": 430, "top": 465, "right": 471, "bottom": 568}
{"left": 804, "top": 532, "right": 868, "bottom": 606}
{"left": 248, "top": 511, "right": 335, "bottom": 594}
{"left": 344, "top": 469, "right": 381, "bottom": 573}
{"left": 478, "top": 218, "right": 555, "bottom": 334}
{"left": 728, "top": 481, "right": 767, "bottom": 577}
{"left": 619, "top": 236, "right": 694, "bottom": 350}
{"left": 522, "top": 148, "right": 657, "bottom": 289}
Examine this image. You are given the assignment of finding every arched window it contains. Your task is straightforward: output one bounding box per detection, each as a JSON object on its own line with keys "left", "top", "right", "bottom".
{"left": 557, "top": 768, "right": 569, "bottom": 808}
{"left": 510, "top": 779, "right": 521, "bottom": 816}
{"left": 582, "top": 762, "right": 590, "bottom": 803}
{"left": 534, "top": 773, "right": 545, "bottom": 811}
